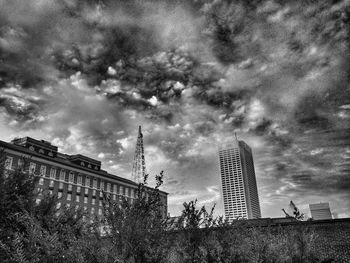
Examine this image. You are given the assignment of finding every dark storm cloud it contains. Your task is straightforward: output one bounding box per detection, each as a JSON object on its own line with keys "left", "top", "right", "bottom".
{"left": 0, "top": 0, "right": 350, "bottom": 217}
{"left": 0, "top": 85, "right": 47, "bottom": 129}
{"left": 0, "top": 0, "right": 185, "bottom": 87}
{"left": 0, "top": 95, "right": 40, "bottom": 122}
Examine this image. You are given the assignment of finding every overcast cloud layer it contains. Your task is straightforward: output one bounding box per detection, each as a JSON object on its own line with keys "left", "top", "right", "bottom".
{"left": 1, "top": 0, "right": 349, "bottom": 218}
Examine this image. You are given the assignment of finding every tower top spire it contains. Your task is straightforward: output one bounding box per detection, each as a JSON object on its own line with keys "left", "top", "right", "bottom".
{"left": 132, "top": 125, "right": 146, "bottom": 183}
{"left": 234, "top": 132, "right": 238, "bottom": 140}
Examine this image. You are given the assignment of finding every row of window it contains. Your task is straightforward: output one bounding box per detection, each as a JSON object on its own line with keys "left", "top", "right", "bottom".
{"left": 40, "top": 187, "right": 133, "bottom": 205}
{"left": 38, "top": 177, "right": 137, "bottom": 200}
{"left": 33, "top": 163, "right": 133, "bottom": 195}
{"left": 4, "top": 156, "right": 136, "bottom": 197}
{"left": 53, "top": 202, "right": 104, "bottom": 216}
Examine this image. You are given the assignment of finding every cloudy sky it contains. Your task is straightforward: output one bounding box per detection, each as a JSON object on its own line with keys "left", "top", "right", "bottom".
{"left": 0, "top": 0, "right": 349, "bottom": 218}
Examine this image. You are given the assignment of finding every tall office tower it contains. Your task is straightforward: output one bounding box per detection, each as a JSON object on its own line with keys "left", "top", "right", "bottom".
{"left": 218, "top": 138, "right": 261, "bottom": 220}
{"left": 309, "top": 203, "right": 332, "bottom": 220}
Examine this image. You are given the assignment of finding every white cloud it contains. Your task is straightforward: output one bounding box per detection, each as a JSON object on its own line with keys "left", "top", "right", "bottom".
{"left": 148, "top": 96, "right": 158, "bottom": 106}
{"left": 107, "top": 66, "right": 117, "bottom": 75}
{"left": 117, "top": 137, "right": 133, "bottom": 150}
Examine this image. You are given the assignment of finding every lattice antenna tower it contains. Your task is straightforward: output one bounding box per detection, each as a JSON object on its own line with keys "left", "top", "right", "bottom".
{"left": 132, "top": 126, "right": 146, "bottom": 183}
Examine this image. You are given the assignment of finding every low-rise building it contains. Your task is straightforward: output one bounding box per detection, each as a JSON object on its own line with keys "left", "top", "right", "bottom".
{"left": 1, "top": 137, "right": 168, "bottom": 217}
{"left": 309, "top": 202, "right": 332, "bottom": 220}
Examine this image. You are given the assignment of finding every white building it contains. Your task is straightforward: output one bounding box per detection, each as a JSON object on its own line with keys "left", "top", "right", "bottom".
{"left": 218, "top": 138, "right": 261, "bottom": 221}
{"left": 309, "top": 203, "right": 332, "bottom": 220}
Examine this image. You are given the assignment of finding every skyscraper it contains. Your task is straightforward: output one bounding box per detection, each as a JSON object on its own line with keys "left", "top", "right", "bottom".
{"left": 218, "top": 138, "right": 261, "bottom": 220}
{"left": 309, "top": 202, "right": 332, "bottom": 220}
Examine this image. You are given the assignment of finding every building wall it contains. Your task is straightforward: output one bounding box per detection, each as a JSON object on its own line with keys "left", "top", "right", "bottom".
{"left": 219, "top": 144, "right": 248, "bottom": 220}
{"left": 251, "top": 218, "right": 350, "bottom": 263}
{"left": 310, "top": 203, "right": 332, "bottom": 220}
{"left": 311, "top": 219, "right": 350, "bottom": 262}
{"left": 1, "top": 138, "right": 168, "bottom": 218}
{"left": 239, "top": 141, "right": 261, "bottom": 219}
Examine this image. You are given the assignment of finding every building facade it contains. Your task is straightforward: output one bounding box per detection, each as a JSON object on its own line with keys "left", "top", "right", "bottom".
{"left": 1, "top": 137, "right": 168, "bottom": 218}
{"left": 309, "top": 202, "right": 332, "bottom": 220}
{"left": 218, "top": 138, "right": 261, "bottom": 220}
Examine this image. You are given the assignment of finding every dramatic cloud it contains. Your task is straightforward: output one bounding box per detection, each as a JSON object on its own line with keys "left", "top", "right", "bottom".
{"left": 0, "top": 0, "right": 349, "bottom": 218}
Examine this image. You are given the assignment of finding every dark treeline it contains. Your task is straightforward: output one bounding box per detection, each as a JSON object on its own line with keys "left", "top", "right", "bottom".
{"left": 0, "top": 152, "right": 332, "bottom": 263}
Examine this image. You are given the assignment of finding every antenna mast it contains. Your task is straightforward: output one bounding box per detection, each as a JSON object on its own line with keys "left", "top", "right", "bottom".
{"left": 132, "top": 126, "right": 146, "bottom": 183}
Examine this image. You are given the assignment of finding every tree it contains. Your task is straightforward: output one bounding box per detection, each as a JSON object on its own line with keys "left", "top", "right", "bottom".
{"left": 0, "top": 151, "right": 41, "bottom": 262}
{"left": 102, "top": 171, "right": 167, "bottom": 263}
{"left": 282, "top": 200, "right": 305, "bottom": 221}
{"left": 0, "top": 150, "right": 87, "bottom": 263}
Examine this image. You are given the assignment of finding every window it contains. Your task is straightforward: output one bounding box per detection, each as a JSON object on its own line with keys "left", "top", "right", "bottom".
{"left": 113, "top": 184, "right": 117, "bottom": 193}
{"left": 91, "top": 208, "right": 95, "bottom": 214}
{"left": 98, "top": 209, "right": 102, "bottom": 216}
{"left": 92, "top": 190, "right": 96, "bottom": 196}
{"left": 84, "top": 197, "right": 88, "bottom": 204}
{"left": 93, "top": 179, "right": 97, "bottom": 188}
{"left": 67, "top": 193, "right": 72, "bottom": 201}
{"left": 4, "top": 156, "right": 13, "bottom": 170}
{"left": 56, "top": 202, "right": 61, "bottom": 209}
{"left": 107, "top": 183, "right": 111, "bottom": 192}
{"left": 40, "top": 165, "right": 46, "bottom": 177}
{"left": 39, "top": 178, "right": 44, "bottom": 185}
{"left": 58, "top": 192, "right": 63, "bottom": 198}
{"left": 69, "top": 172, "right": 74, "bottom": 183}
{"left": 77, "top": 186, "right": 81, "bottom": 193}
{"left": 50, "top": 167, "right": 56, "bottom": 179}
{"left": 119, "top": 186, "right": 123, "bottom": 195}
{"left": 59, "top": 182, "right": 63, "bottom": 189}
{"left": 17, "top": 158, "right": 24, "bottom": 168}
{"left": 85, "top": 188, "right": 89, "bottom": 195}
{"left": 85, "top": 177, "right": 90, "bottom": 187}
{"left": 99, "top": 200, "right": 102, "bottom": 206}
{"left": 29, "top": 162, "right": 36, "bottom": 174}
{"left": 100, "top": 180, "right": 104, "bottom": 191}
{"left": 77, "top": 175, "right": 82, "bottom": 185}
{"left": 76, "top": 195, "right": 80, "bottom": 202}
{"left": 49, "top": 180, "right": 54, "bottom": 187}
{"left": 36, "top": 199, "right": 40, "bottom": 204}
{"left": 60, "top": 170, "right": 66, "bottom": 181}
{"left": 92, "top": 198, "right": 96, "bottom": 205}
{"left": 130, "top": 189, "right": 134, "bottom": 198}
{"left": 113, "top": 195, "right": 116, "bottom": 201}
{"left": 68, "top": 185, "right": 72, "bottom": 191}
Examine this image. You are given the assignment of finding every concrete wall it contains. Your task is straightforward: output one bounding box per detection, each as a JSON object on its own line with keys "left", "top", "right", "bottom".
{"left": 248, "top": 218, "right": 350, "bottom": 263}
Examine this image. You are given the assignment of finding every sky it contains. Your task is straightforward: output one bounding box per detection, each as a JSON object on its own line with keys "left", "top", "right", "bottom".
{"left": 0, "top": 0, "right": 349, "bottom": 219}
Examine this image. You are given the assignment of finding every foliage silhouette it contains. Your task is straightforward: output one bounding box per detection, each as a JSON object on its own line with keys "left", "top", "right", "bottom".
{"left": 0, "top": 150, "right": 328, "bottom": 262}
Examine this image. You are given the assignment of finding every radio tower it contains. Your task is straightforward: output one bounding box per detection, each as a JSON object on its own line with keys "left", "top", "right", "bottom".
{"left": 132, "top": 126, "right": 146, "bottom": 183}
